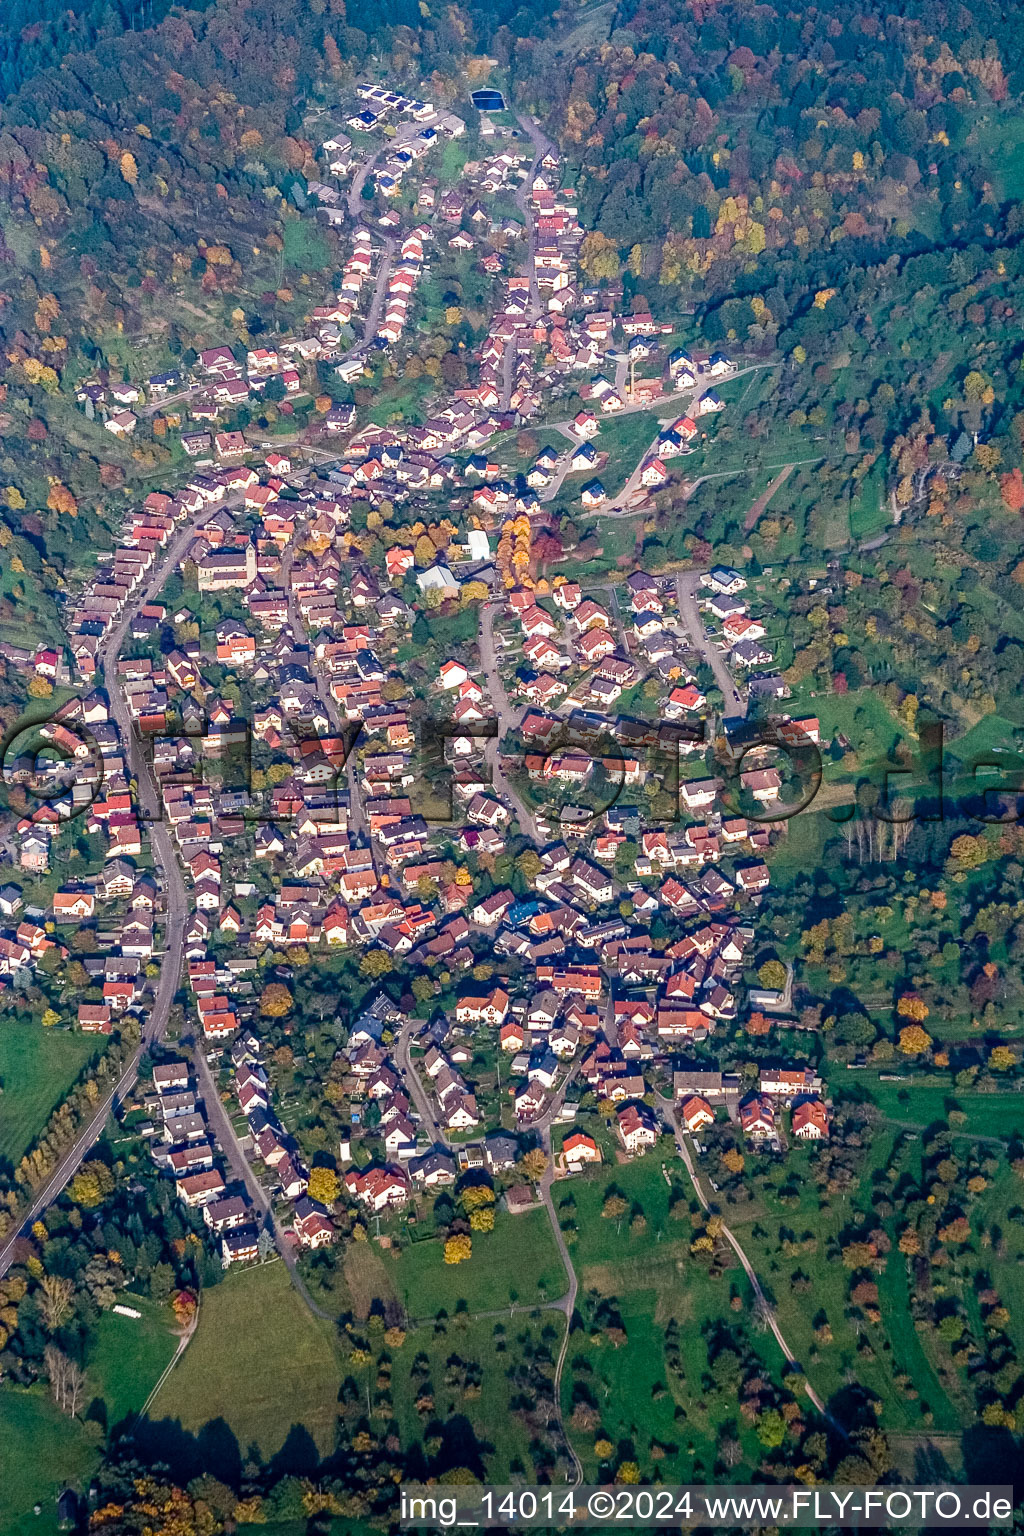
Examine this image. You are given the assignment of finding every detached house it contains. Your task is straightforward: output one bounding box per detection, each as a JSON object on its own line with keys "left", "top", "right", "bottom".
{"left": 617, "top": 1103, "right": 658, "bottom": 1154}
{"left": 563, "top": 1130, "right": 601, "bottom": 1168}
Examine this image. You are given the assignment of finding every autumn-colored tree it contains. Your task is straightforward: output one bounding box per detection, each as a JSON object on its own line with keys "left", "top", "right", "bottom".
{"left": 841, "top": 1240, "right": 878, "bottom": 1268}
{"left": 580, "top": 231, "right": 621, "bottom": 281}
{"left": 46, "top": 482, "right": 77, "bottom": 516}
{"left": 938, "top": 1216, "right": 971, "bottom": 1245}
{"left": 758, "top": 959, "right": 787, "bottom": 989}
{"left": 23, "top": 359, "right": 59, "bottom": 392}
{"left": 68, "top": 1160, "right": 114, "bottom": 1207}
{"left": 1000, "top": 469, "right": 1024, "bottom": 512}
{"left": 896, "top": 995, "right": 929, "bottom": 1022}
{"left": 37, "top": 1273, "right": 74, "bottom": 1332}
{"left": 120, "top": 151, "right": 139, "bottom": 185}
{"left": 898, "top": 1024, "right": 932, "bottom": 1055}
{"left": 722, "top": 1148, "right": 745, "bottom": 1173}
{"left": 988, "top": 1045, "right": 1016, "bottom": 1071}
{"left": 469, "top": 1206, "right": 494, "bottom": 1232}
{"left": 260, "top": 982, "right": 292, "bottom": 1017}
{"left": 949, "top": 833, "right": 988, "bottom": 868}
{"left": 360, "top": 950, "right": 392, "bottom": 977}
{"left": 34, "top": 294, "right": 60, "bottom": 333}
{"left": 171, "top": 1290, "right": 197, "bottom": 1328}
{"left": 518, "top": 1148, "right": 547, "bottom": 1182}
{"left": 444, "top": 1234, "right": 472, "bottom": 1264}
{"left": 460, "top": 1184, "right": 496, "bottom": 1212}
{"left": 307, "top": 1166, "right": 340, "bottom": 1205}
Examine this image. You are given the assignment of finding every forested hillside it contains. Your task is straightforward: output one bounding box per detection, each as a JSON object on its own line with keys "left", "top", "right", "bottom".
{"left": 2, "top": 0, "right": 1024, "bottom": 646}
{"left": 0, "top": 0, "right": 464, "bottom": 615}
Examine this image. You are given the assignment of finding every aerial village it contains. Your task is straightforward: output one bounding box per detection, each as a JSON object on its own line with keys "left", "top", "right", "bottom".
{"left": 0, "top": 79, "right": 834, "bottom": 1272}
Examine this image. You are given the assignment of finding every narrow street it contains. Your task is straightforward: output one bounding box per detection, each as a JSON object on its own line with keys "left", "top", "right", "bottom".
{"left": 191, "top": 1044, "right": 331, "bottom": 1318}
{"left": 346, "top": 116, "right": 444, "bottom": 219}
{"left": 500, "top": 111, "right": 559, "bottom": 409}
{"left": 674, "top": 569, "right": 746, "bottom": 719}
{"left": 280, "top": 541, "right": 367, "bottom": 838}
{"left": 477, "top": 600, "right": 542, "bottom": 842}
{"left": 0, "top": 502, "right": 224, "bottom": 1280}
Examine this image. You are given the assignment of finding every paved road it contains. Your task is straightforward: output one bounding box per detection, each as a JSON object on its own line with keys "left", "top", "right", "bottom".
{"left": 0, "top": 505, "right": 224, "bottom": 1280}
{"left": 397, "top": 997, "right": 587, "bottom": 1479}
{"left": 280, "top": 540, "right": 367, "bottom": 838}
{"left": 497, "top": 110, "right": 560, "bottom": 409}
{"left": 395, "top": 1018, "right": 446, "bottom": 1143}
{"left": 104, "top": 510, "right": 313, "bottom": 1285}
{"left": 478, "top": 600, "right": 543, "bottom": 842}
{"left": 364, "top": 236, "right": 397, "bottom": 346}
{"left": 675, "top": 570, "right": 746, "bottom": 718}
{"left": 189, "top": 1041, "right": 331, "bottom": 1318}
{"left": 346, "top": 116, "right": 443, "bottom": 219}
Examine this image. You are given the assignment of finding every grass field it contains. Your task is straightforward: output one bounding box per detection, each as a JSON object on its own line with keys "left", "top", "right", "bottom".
{"left": 566, "top": 1285, "right": 774, "bottom": 1480}
{"left": 854, "top": 1078, "right": 1024, "bottom": 1138}
{"left": 383, "top": 1208, "right": 568, "bottom": 1316}
{"left": 590, "top": 410, "right": 663, "bottom": 499}
{"left": 88, "top": 1297, "right": 178, "bottom": 1430}
{"left": 555, "top": 1149, "right": 683, "bottom": 1269}
{"left": 970, "top": 111, "right": 1024, "bottom": 202}
{"left": 390, "top": 1313, "right": 560, "bottom": 1479}
{"left": 282, "top": 216, "right": 332, "bottom": 273}
{"left": 0, "top": 1025, "right": 105, "bottom": 1168}
{"left": 0, "top": 1388, "right": 99, "bottom": 1536}
{"left": 151, "top": 1261, "right": 342, "bottom": 1459}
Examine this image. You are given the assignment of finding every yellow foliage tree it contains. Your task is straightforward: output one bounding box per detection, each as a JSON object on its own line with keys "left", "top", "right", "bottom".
{"left": 34, "top": 294, "right": 60, "bottom": 333}
{"left": 23, "top": 358, "right": 59, "bottom": 392}
{"left": 898, "top": 1024, "right": 932, "bottom": 1055}
{"left": 120, "top": 151, "right": 138, "bottom": 185}
{"left": 580, "top": 231, "right": 620, "bottom": 281}
{"left": 444, "top": 1234, "right": 472, "bottom": 1264}
{"left": 47, "top": 482, "right": 78, "bottom": 516}
{"left": 306, "top": 1167, "right": 340, "bottom": 1205}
